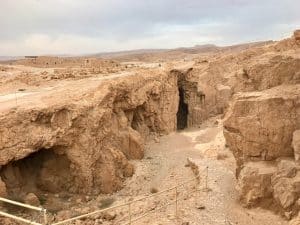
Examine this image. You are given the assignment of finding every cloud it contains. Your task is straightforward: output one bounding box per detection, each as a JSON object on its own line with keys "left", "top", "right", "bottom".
{"left": 0, "top": 0, "right": 299, "bottom": 55}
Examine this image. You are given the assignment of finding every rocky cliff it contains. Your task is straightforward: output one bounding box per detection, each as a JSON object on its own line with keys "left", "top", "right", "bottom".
{"left": 0, "top": 71, "right": 178, "bottom": 199}
{"left": 223, "top": 34, "right": 300, "bottom": 219}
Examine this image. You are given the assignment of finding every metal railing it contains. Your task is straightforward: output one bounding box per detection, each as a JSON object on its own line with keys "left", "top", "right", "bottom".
{"left": 52, "top": 166, "right": 208, "bottom": 225}
{"left": 0, "top": 166, "right": 209, "bottom": 225}
{"left": 0, "top": 197, "right": 48, "bottom": 225}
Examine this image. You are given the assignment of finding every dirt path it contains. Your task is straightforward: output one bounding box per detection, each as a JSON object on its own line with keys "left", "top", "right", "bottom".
{"left": 0, "top": 116, "right": 288, "bottom": 225}
{"left": 108, "top": 117, "right": 288, "bottom": 225}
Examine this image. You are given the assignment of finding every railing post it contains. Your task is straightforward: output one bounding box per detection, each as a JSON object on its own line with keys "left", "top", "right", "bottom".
{"left": 14, "top": 90, "right": 18, "bottom": 107}
{"left": 43, "top": 209, "right": 48, "bottom": 225}
{"left": 205, "top": 166, "right": 208, "bottom": 191}
{"left": 175, "top": 186, "right": 178, "bottom": 218}
{"left": 128, "top": 202, "right": 132, "bottom": 225}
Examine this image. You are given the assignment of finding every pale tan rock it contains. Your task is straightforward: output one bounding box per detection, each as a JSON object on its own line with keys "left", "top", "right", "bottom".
{"left": 237, "top": 162, "right": 276, "bottom": 206}
{"left": 289, "top": 217, "right": 300, "bottom": 225}
{"left": 216, "top": 84, "right": 232, "bottom": 113}
{"left": 128, "top": 127, "right": 144, "bottom": 159}
{"left": 273, "top": 178, "right": 296, "bottom": 209}
{"left": 241, "top": 56, "right": 300, "bottom": 91}
{"left": 271, "top": 170, "right": 300, "bottom": 212}
{"left": 275, "top": 159, "right": 298, "bottom": 178}
{"left": 0, "top": 72, "right": 179, "bottom": 195}
{"left": 224, "top": 85, "right": 300, "bottom": 173}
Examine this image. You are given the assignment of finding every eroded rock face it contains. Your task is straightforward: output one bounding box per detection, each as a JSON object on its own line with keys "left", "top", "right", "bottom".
{"left": 223, "top": 33, "right": 300, "bottom": 217}
{"left": 224, "top": 85, "right": 300, "bottom": 174}
{"left": 237, "top": 162, "right": 276, "bottom": 207}
{"left": 242, "top": 56, "right": 300, "bottom": 91}
{"left": 0, "top": 72, "right": 179, "bottom": 196}
{"left": 224, "top": 84, "right": 300, "bottom": 217}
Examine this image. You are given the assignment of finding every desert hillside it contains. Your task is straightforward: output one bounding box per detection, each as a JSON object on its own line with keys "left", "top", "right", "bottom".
{"left": 0, "top": 30, "right": 299, "bottom": 225}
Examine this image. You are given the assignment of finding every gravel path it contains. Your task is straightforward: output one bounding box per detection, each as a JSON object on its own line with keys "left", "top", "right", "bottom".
{"left": 110, "top": 116, "right": 288, "bottom": 225}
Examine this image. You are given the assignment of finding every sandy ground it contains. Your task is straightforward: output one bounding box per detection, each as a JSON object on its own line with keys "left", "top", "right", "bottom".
{"left": 99, "top": 117, "right": 288, "bottom": 225}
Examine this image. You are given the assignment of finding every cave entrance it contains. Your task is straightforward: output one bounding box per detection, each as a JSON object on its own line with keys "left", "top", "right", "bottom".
{"left": 177, "top": 87, "right": 188, "bottom": 130}
{"left": 0, "top": 148, "right": 73, "bottom": 200}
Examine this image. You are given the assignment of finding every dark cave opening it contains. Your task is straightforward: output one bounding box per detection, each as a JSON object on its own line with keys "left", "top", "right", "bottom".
{"left": 177, "top": 87, "right": 188, "bottom": 130}
{"left": 0, "top": 148, "right": 73, "bottom": 201}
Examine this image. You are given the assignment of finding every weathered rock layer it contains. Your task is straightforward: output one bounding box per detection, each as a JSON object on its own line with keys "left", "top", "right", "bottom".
{"left": 223, "top": 33, "right": 300, "bottom": 218}
{"left": 0, "top": 72, "right": 178, "bottom": 197}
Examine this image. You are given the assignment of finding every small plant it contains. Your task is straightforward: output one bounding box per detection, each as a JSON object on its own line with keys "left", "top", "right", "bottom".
{"left": 38, "top": 195, "right": 47, "bottom": 205}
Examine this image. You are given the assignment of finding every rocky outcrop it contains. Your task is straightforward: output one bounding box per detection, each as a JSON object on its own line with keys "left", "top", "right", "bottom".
{"left": 237, "top": 159, "right": 300, "bottom": 214}
{"left": 0, "top": 72, "right": 178, "bottom": 196}
{"left": 172, "top": 65, "right": 233, "bottom": 128}
{"left": 237, "top": 161, "right": 276, "bottom": 207}
{"left": 224, "top": 83, "right": 300, "bottom": 217}
{"left": 241, "top": 56, "right": 300, "bottom": 91}
{"left": 224, "top": 85, "right": 300, "bottom": 172}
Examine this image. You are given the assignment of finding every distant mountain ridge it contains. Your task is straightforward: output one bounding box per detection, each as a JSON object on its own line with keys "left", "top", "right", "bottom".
{"left": 0, "top": 41, "right": 273, "bottom": 62}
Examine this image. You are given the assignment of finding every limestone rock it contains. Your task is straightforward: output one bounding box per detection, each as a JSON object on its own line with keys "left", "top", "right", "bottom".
{"left": 120, "top": 127, "right": 144, "bottom": 160}
{"left": 224, "top": 85, "right": 300, "bottom": 173}
{"left": 216, "top": 84, "right": 232, "bottom": 113}
{"left": 272, "top": 170, "right": 300, "bottom": 211}
{"left": 275, "top": 159, "right": 298, "bottom": 178}
{"left": 241, "top": 56, "right": 300, "bottom": 91}
{"left": 0, "top": 72, "right": 179, "bottom": 195}
{"left": 273, "top": 178, "right": 296, "bottom": 209}
{"left": 237, "top": 162, "right": 276, "bottom": 206}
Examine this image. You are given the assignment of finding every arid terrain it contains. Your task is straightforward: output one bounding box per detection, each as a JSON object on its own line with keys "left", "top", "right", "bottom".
{"left": 0, "top": 30, "right": 299, "bottom": 225}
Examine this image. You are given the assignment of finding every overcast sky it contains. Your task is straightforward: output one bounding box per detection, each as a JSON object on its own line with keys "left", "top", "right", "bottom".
{"left": 0, "top": 0, "right": 299, "bottom": 56}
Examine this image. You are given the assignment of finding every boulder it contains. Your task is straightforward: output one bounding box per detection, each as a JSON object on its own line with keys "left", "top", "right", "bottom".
{"left": 224, "top": 85, "right": 300, "bottom": 173}
{"left": 275, "top": 159, "right": 298, "bottom": 178}
{"left": 237, "top": 162, "right": 276, "bottom": 206}
{"left": 273, "top": 178, "right": 296, "bottom": 209}
{"left": 119, "top": 127, "right": 144, "bottom": 160}
{"left": 272, "top": 171, "right": 300, "bottom": 211}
